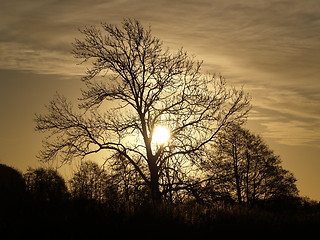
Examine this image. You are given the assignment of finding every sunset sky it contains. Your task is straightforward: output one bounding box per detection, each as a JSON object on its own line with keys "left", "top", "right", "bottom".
{"left": 1, "top": 0, "right": 319, "bottom": 200}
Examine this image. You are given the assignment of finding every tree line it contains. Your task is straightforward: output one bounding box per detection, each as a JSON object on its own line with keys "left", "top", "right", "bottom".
{"left": 0, "top": 155, "right": 319, "bottom": 238}
{"left": 1, "top": 128, "right": 318, "bottom": 238}
{"left": 0, "top": 124, "right": 298, "bottom": 208}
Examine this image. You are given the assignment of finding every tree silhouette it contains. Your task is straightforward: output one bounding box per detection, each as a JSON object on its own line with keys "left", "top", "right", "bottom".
{"left": 204, "top": 125, "right": 299, "bottom": 205}
{"left": 24, "top": 168, "right": 69, "bottom": 202}
{"left": 69, "top": 161, "right": 113, "bottom": 203}
{"left": 35, "top": 19, "right": 250, "bottom": 204}
{"left": 106, "top": 153, "right": 150, "bottom": 207}
{"left": 0, "top": 164, "right": 26, "bottom": 203}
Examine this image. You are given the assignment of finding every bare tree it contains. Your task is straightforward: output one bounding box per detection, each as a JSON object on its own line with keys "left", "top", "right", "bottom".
{"left": 69, "top": 161, "right": 110, "bottom": 202}
{"left": 205, "top": 125, "right": 299, "bottom": 205}
{"left": 35, "top": 19, "right": 250, "bottom": 204}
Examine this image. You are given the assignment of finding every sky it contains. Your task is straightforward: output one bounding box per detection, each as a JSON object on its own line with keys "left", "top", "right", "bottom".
{"left": 0, "top": 0, "right": 319, "bottom": 200}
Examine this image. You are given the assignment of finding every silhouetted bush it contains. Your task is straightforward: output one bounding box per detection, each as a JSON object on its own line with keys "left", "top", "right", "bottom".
{"left": 0, "top": 163, "right": 26, "bottom": 203}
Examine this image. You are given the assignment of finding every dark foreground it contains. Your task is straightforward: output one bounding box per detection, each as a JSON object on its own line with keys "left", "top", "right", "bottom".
{"left": 1, "top": 198, "right": 320, "bottom": 239}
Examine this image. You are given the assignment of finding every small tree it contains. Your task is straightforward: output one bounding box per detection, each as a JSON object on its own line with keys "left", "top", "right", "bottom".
{"left": 35, "top": 19, "right": 250, "bottom": 204}
{"left": 70, "top": 161, "right": 104, "bottom": 201}
{"left": 24, "top": 168, "right": 69, "bottom": 202}
{"left": 206, "top": 125, "right": 298, "bottom": 205}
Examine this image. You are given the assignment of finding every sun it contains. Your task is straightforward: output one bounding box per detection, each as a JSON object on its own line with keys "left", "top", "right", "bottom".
{"left": 152, "top": 126, "right": 170, "bottom": 145}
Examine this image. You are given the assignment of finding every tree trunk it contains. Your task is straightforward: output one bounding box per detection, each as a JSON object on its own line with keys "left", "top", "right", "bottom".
{"left": 137, "top": 110, "right": 162, "bottom": 204}
{"left": 149, "top": 160, "right": 162, "bottom": 205}
{"left": 245, "top": 150, "right": 250, "bottom": 204}
{"left": 235, "top": 169, "right": 242, "bottom": 204}
{"left": 233, "top": 144, "right": 242, "bottom": 204}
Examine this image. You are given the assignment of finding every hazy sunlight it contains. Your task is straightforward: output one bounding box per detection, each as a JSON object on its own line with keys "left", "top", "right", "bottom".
{"left": 152, "top": 126, "right": 170, "bottom": 145}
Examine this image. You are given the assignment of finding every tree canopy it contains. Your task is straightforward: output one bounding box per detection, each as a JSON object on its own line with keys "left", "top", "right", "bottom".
{"left": 203, "top": 125, "right": 299, "bottom": 205}
{"left": 35, "top": 19, "right": 250, "bottom": 203}
{"left": 24, "top": 168, "right": 68, "bottom": 202}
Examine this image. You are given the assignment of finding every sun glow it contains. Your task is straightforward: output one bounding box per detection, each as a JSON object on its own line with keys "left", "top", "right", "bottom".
{"left": 152, "top": 126, "right": 170, "bottom": 145}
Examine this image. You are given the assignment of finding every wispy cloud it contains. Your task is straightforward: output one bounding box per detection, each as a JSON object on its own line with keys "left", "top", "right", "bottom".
{"left": 247, "top": 84, "right": 320, "bottom": 147}
{"left": 0, "top": 42, "right": 81, "bottom": 76}
{"left": 1, "top": 0, "right": 319, "bottom": 147}
{"left": 261, "top": 120, "right": 320, "bottom": 146}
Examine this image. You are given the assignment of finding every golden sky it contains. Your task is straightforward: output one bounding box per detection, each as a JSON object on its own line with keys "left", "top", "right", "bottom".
{"left": 0, "top": 0, "right": 319, "bottom": 200}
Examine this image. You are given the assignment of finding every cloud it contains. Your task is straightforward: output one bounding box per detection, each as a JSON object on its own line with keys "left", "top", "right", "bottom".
{"left": 261, "top": 120, "right": 320, "bottom": 146}
{"left": 0, "top": 0, "right": 319, "bottom": 148}
{"left": 0, "top": 42, "right": 82, "bottom": 76}
{"left": 248, "top": 85, "right": 320, "bottom": 147}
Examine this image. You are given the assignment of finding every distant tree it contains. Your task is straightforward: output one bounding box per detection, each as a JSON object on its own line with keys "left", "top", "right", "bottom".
{"left": 35, "top": 19, "right": 250, "bottom": 204}
{"left": 204, "top": 125, "right": 298, "bottom": 205}
{"left": 24, "top": 168, "right": 69, "bottom": 202}
{"left": 0, "top": 164, "right": 26, "bottom": 203}
{"left": 69, "top": 161, "right": 112, "bottom": 202}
